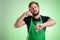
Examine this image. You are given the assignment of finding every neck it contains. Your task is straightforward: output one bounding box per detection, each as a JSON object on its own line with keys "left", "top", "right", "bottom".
{"left": 33, "top": 14, "right": 40, "bottom": 19}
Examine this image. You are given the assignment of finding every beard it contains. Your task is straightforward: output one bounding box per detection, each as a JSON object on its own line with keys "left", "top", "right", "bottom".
{"left": 32, "top": 11, "right": 39, "bottom": 16}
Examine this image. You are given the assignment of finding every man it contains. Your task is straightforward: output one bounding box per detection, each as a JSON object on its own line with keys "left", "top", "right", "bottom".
{"left": 14, "top": 1, "right": 56, "bottom": 40}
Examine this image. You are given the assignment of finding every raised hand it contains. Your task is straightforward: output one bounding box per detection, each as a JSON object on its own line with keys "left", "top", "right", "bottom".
{"left": 25, "top": 11, "right": 33, "bottom": 16}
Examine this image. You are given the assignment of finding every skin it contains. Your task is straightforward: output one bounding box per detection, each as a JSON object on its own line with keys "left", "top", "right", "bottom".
{"left": 14, "top": 3, "right": 56, "bottom": 31}
{"left": 29, "top": 3, "right": 39, "bottom": 16}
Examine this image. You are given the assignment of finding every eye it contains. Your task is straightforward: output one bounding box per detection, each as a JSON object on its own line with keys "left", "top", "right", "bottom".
{"left": 31, "top": 7, "right": 34, "bottom": 10}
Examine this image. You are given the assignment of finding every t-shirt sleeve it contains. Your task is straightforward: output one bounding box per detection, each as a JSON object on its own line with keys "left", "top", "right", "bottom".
{"left": 23, "top": 17, "right": 28, "bottom": 24}
{"left": 41, "top": 15, "right": 50, "bottom": 23}
{"left": 23, "top": 16, "right": 31, "bottom": 24}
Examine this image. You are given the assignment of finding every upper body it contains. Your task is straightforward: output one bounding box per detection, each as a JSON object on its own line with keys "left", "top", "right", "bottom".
{"left": 14, "top": 1, "right": 56, "bottom": 31}
{"left": 23, "top": 15, "right": 50, "bottom": 31}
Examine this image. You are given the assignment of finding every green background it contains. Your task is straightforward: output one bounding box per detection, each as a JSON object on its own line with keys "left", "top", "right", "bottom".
{"left": 0, "top": 0, "right": 60, "bottom": 40}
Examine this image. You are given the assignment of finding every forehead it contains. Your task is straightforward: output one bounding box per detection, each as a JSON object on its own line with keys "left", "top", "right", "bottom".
{"left": 30, "top": 3, "right": 38, "bottom": 7}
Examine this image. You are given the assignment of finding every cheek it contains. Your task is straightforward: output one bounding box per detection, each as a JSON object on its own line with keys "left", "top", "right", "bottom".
{"left": 29, "top": 9, "right": 33, "bottom": 12}
{"left": 36, "top": 8, "right": 39, "bottom": 11}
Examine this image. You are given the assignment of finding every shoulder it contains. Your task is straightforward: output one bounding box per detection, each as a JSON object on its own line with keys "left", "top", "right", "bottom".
{"left": 23, "top": 16, "right": 32, "bottom": 24}
{"left": 24, "top": 16, "right": 32, "bottom": 20}
{"left": 41, "top": 15, "right": 50, "bottom": 18}
{"left": 40, "top": 15, "right": 50, "bottom": 22}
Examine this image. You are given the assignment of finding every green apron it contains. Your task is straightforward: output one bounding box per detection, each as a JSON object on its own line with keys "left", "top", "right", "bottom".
{"left": 26, "top": 16, "right": 45, "bottom": 40}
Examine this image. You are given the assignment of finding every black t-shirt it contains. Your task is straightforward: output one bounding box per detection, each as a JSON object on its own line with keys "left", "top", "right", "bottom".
{"left": 23, "top": 15, "right": 50, "bottom": 31}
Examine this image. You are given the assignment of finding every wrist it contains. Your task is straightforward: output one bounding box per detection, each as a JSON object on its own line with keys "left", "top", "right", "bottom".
{"left": 42, "top": 23, "right": 46, "bottom": 27}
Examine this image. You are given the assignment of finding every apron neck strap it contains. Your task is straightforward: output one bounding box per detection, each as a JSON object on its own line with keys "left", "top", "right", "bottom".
{"left": 31, "top": 15, "right": 43, "bottom": 23}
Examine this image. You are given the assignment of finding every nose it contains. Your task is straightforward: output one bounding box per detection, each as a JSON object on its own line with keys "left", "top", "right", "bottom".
{"left": 33, "top": 8, "right": 35, "bottom": 11}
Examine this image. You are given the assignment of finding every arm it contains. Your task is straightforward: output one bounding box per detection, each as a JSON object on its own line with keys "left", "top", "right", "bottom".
{"left": 42, "top": 18, "right": 56, "bottom": 27}
{"left": 36, "top": 18, "right": 56, "bottom": 30}
{"left": 14, "top": 11, "right": 32, "bottom": 28}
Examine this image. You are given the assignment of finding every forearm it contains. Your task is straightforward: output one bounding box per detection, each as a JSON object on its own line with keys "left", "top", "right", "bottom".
{"left": 19, "top": 13, "right": 28, "bottom": 20}
{"left": 19, "top": 11, "right": 32, "bottom": 20}
{"left": 14, "top": 11, "right": 32, "bottom": 27}
{"left": 14, "top": 10, "right": 33, "bottom": 28}
{"left": 42, "top": 19, "right": 56, "bottom": 27}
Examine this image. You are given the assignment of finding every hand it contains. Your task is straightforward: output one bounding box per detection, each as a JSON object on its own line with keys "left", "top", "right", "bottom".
{"left": 25, "top": 11, "right": 33, "bottom": 16}
{"left": 35, "top": 24, "right": 44, "bottom": 31}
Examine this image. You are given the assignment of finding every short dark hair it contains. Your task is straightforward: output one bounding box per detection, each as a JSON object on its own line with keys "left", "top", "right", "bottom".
{"left": 29, "top": 1, "right": 39, "bottom": 8}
